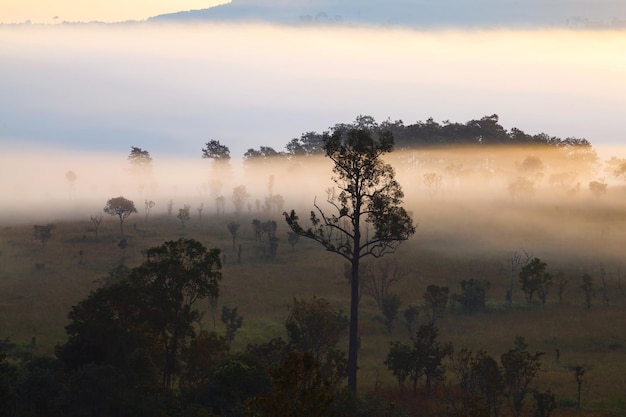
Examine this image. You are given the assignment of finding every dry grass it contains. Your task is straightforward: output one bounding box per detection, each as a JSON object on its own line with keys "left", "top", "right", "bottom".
{"left": 1, "top": 195, "right": 626, "bottom": 414}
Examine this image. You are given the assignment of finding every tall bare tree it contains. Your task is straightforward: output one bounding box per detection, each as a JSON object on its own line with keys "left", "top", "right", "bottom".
{"left": 284, "top": 116, "right": 415, "bottom": 393}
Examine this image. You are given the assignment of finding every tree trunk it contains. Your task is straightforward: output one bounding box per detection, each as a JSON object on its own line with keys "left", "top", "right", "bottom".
{"left": 347, "top": 256, "right": 359, "bottom": 394}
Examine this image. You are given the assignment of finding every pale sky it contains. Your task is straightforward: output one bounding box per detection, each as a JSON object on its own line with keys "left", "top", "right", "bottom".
{"left": 0, "top": 0, "right": 228, "bottom": 24}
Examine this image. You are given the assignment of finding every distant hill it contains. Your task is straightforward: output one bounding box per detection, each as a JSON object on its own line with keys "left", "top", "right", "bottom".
{"left": 149, "top": 0, "right": 626, "bottom": 28}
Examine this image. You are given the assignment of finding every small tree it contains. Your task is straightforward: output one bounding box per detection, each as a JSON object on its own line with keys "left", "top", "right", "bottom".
{"left": 580, "top": 273, "right": 594, "bottom": 309}
{"left": 381, "top": 293, "right": 401, "bottom": 334}
{"left": 103, "top": 196, "right": 137, "bottom": 237}
{"left": 227, "top": 222, "right": 240, "bottom": 250}
{"left": 362, "top": 258, "right": 406, "bottom": 312}
{"left": 167, "top": 199, "right": 174, "bottom": 216}
{"left": 287, "top": 231, "right": 299, "bottom": 251}
{"left": 555, "top": 271, "right": 568, "bottom": 304}
{"left": 90, "top": 214, "right": 104, "bottom": 239}
{"left": 65, "top": 170, "right": 77, "bottom": 198}
{"left": 177, "top": 204, "right": 191, "bottom": 228}
{"left": 423, "top": 284, "right": 449, "bottom": 323}
{"left": 221, "top": 305, "right": 243, "bottom": 344}
{"left": 403, "top": 304, "right": 419, "bottom": 334}
{"left": 570, "top": 365, "right": 587, "bottom": 410}
{"left": 501, "top": 336, "right": 544, "bottom": 417}
{"left": 231, "top": 185, "right": 249, "bottom": 215}
{"left": 519, "top": 258, "right": 552, "bottom": 305}
{"left": 452, "top": 279, "right": 491, "bottom": 313}
{"left": 423, "top": 172, "right": 443, "bottom": 200}
{"left": 197, "top": 202, "right": 204, "bottom": 221}
{"left": 588, "top": 179, "right": 608, "bottom": 197}
{"left": 144, "top": 200, "right": 155, "bottom": 222}
{"left": 33, "top": 225, "right": 52, "bottom": 248}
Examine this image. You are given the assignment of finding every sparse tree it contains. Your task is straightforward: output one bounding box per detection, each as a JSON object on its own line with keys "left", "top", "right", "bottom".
{"left": 227, "top": 222, "right": 240, "bottom": 250}
{"left": 177, "top": 204, "right": 191, "bottom": 228}
{"left": 215, "top": 196, "right": 225, "bottom": 216}
{"left": 33, "top": 225, "right": 52, "bottom": 248}
{"left": 197, "top": 202, "right": 204, "bottom": 220}
{"left": 144, "top": 200, "right": 155, "bottom": 222}
{"left": 285, "top": 117, "right": 415, "bottom": 393}
{"left": 555, "top": 271, "right": 568, "bottom": 304}
{"left": 167, "top": 199, "right": 174, "bottom": 216}
{"left": 508, "top": 177, "right": 536, "bottom": 200}
{"left": 403, "top": 304, "right": 419, "bottom": 335}
{"left": 287, "top": 231, "right": 299, "bottom": 251}
{"left": 580, "top": 273, "right": 594, "bottom": 309}
{"left": 505, "top": 250, "right": 531, "bottom": 305}
{"left": 231, "top": 185, "right": 249, "bottom": 215}
{"left": 570, "top": 365, "right": 587, "bottom": 410}
{"left": 104, "top": 196, "right": 137, "bottom": 237}
{"left": 519, "top": 258, "right": 552, "bottom": 305}
{"left": 90, "top": 214, "right": 104, "bottom": 239}
{"left": 423, "top": 172, "right": 443, "bottom": 200}
{"left": 221, "top": 305, "right": 243, "bottom": 344}
{"left": 362, "top": 258, "right": 406, "bottom": 312}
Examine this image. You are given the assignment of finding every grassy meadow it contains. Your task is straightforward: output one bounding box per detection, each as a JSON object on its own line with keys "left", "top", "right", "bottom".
{"left": 1, "top": 150, "right": 626, "bottom": 415}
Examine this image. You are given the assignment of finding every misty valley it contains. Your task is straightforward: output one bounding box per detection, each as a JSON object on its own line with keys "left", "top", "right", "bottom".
{"left": 1, "top": 115, "right": 626, "bottom": 416}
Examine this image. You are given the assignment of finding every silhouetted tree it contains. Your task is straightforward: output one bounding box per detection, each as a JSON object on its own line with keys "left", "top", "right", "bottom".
{"left": 287, "top": 231, "right": 299, "bottom": 251}
{"left": 144, "top": 200, "right": 155, "bottom": 222}
{"left": 519, "top": 258, "right": 552, "bottom": 305}
{"left": 103, "top": 196, "right": 137, "bottom": 237}
{"left": 177, "top": 204, "right": 191, "bottom": 228}
{"left": 588, "top": 179, "right": 608, "bottom": 197}
{"left": 580, "top": 273, "right": 594, "bottom": 309}
{"left": 381, "top": 293, "right": 401, "bottom": 334}
{"left": 227, "top": 222, "right": 240, "bottom": 250}
{"left": 423, "top": 284, "right": 449, "bottom": 323}
{"left": 452, "top": 279, "right": 491, "bottom": 313}
{"left": 90, "top": 214, "right": 103, "bottom": 239}
{"left": 232, "top": 185, "right": 249, "bottom": 215}
{"left": 33, "top": 225, "right": 52, "bottom": 248}
{"left": 501, "top": 336, "right": 544, "bottom": 417}
{"left": 202, "top": 139, "right": 231, "bottom": 163}
{"left": 285, "top": 116, "right": 415, "bottom": 393}
{"left": 197, "top": 202, "right": 204, "bottom": 220}
{"left": 221, "top": 305, "right": 243, "bottom": 344}
{"left": 570, "top": 365, "right": 587, "bottom": 410}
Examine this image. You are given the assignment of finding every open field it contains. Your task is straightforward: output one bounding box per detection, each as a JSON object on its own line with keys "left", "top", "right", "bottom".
{"left": 1, "top": 180, "right": 626, "bottom": 415}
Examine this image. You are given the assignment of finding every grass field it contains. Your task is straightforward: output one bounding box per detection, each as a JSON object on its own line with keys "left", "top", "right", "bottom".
{"left": 1, "top": 183, "right": 626, "bottom": 415}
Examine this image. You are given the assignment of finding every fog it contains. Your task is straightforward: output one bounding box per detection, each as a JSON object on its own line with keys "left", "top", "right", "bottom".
{"left": 1, "top": 23, "right": 626, "bottom": 262}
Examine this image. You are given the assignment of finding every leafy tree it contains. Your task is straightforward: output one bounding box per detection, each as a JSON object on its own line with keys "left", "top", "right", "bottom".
{"left": 33, "top": 225, "right": 52, "bottom": 248}
{"left": 381, "top": 293, "right": 401, "bottom": 334}
{"left": 451, "top": 348, "right": 503, "bottom": 416}
{"left": 177, "top": 204, "right": 191, "bottom": 228}
{"left": 508, "top": 177, "right": 536, "bottom": 200}
{"left": 128, "top": 146, "right": 153, "bottom": 170}
{"left": 423, "top": 284, "right": 449, "bottom": 323}
{"left": 232, "top": 185, "right": 249, "bottom": 215}
{"left": 284, "top": 117, "right": 416, "bottom": 393}
{"left": 285, "top": 297, "right": 348, "bottom": 363}
{"left": 533, "top": 390, "right": 557, "bottom": 417}
{"left": 452, "top": 279, "right": 491, "bottom": 313}
{"left": 501, "top": 337, "right": 544, "bottom": 417}
{"left": 505, "top": 250, "right": 532, "bottom": 305}
{"left": 103, "top": 196, "right": 137, "bottom": 237}
{"left": 202, "top": 139, "right": 231, "bottom": 163}
{"left": 588, "top": 179, "right": 608, "bottom": 197}
{"left": 580, "top": 273, "right": 594, "bottom": 309}
{"left": 221, "top": 305, "right": 243, "bottom": 344}
{"left": 227, "top": 222, "right": 240, "bottom": 250}
{"left": 130, "top": 238, "right": 222, "bottom": 388}
{"left": 385, "top": 323, "right": 452, "bottom": 395}
{"left": 519, "top": 258, "right": 552, "bottom": 305}
{"left": 90, "top": 214, "right": 103, "bottom": 239}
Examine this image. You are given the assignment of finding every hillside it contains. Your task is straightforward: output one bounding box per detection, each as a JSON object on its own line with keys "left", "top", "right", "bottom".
{"left": 149, "top": 0, "right": 626, "bottom": 28}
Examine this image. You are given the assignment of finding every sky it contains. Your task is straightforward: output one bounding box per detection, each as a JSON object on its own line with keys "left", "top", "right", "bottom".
{"left": 2, "top": 3, "right": 626, "bottom": 221}
{"left": 0, "top": 0, "right": 227, "bottom": 24}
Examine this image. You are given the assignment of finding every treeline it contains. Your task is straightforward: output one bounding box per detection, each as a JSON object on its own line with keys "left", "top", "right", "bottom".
{"left": 242, "top": 114, "right": 593, "bottom": 161}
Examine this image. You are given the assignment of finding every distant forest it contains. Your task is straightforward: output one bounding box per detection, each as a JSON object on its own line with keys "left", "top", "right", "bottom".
{"left": 243, "top": 114, "right": 593, "bottom": 160}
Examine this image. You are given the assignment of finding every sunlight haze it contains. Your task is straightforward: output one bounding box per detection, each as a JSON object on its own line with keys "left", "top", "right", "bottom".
{"left": 0, "top": 0, "right": 228, "bottom": 24}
